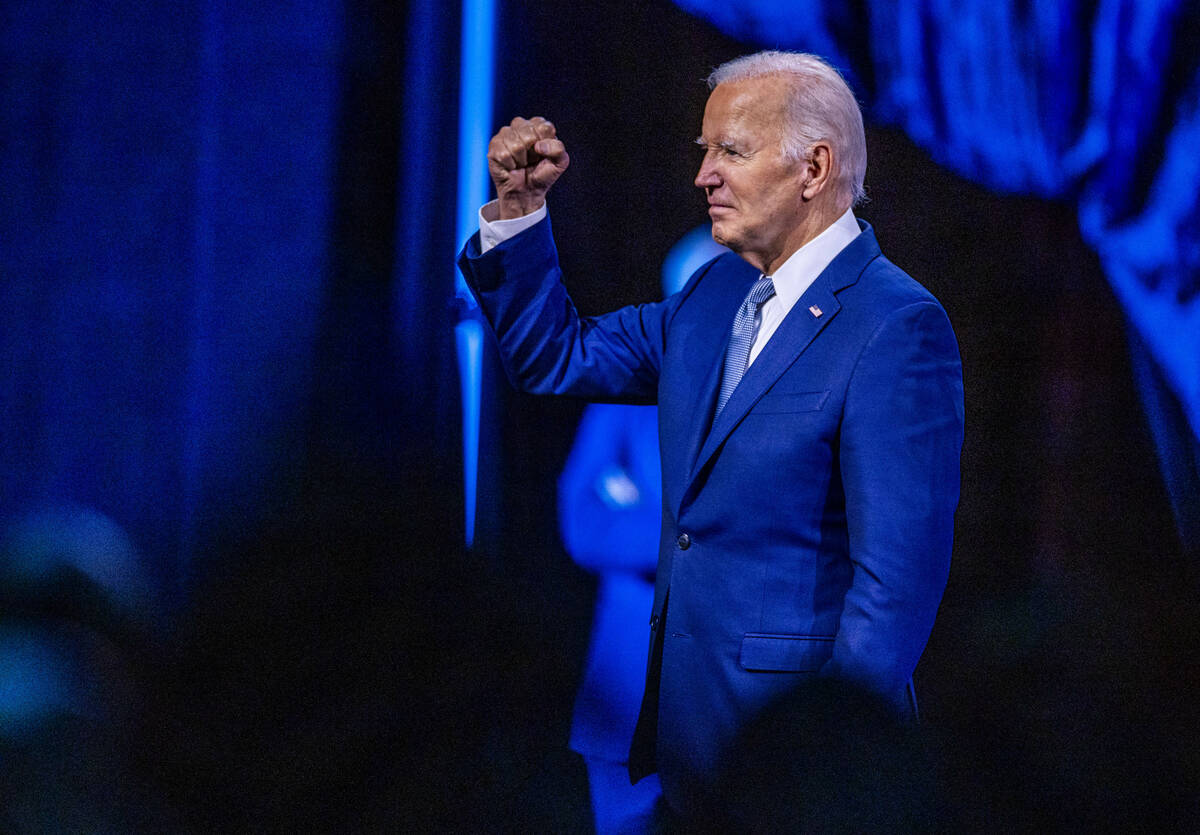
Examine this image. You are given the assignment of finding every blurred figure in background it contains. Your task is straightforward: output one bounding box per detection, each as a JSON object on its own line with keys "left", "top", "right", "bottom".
{"left": 0, "top": 505, "right": 163, "bottom": 832}
{"left": 558, "top": 228, "right": 725, "bottom": 833}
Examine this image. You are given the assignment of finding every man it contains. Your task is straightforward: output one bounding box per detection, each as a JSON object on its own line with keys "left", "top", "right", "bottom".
{"left": 458, "top": 51, "right": 964, "bottom": 820}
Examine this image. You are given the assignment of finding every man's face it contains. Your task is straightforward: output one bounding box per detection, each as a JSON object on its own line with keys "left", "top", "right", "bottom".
{"left": 695, "top": 77, "right": 811, "bottom": 274}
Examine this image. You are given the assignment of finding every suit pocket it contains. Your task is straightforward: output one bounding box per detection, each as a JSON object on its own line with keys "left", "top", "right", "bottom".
{"left": 752, "top": 390, "right": 830, "bottom": 414}
{"left": 739, "top": 633, "right": 834, "bottom": 672}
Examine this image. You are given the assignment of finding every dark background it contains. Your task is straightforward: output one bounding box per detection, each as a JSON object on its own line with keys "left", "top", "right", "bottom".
{"left": 2, "top": 0, "right": 1196, "bottom": 831}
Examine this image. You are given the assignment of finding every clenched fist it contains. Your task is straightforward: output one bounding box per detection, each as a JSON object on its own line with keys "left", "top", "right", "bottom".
{"left": 488, "top": 116, "right": 570, "bottom": 220}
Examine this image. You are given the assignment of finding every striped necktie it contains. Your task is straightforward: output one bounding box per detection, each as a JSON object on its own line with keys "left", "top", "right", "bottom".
{"left": 715, "top": 275, "right": 776, "bottom": 417}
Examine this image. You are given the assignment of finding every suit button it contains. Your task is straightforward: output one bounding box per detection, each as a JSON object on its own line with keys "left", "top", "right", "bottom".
{"left": 677, "top": 533, "right": 691, "bottom": 550}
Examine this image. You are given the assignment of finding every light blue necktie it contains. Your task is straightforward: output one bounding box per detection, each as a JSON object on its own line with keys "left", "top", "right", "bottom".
{"left": 716, "top": 275, "right": 776, "bottom": 417}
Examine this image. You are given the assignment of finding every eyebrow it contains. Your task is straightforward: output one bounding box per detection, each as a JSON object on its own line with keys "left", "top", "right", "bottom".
{"left": 694, "top": 137, "right": 739, "bottom": 151}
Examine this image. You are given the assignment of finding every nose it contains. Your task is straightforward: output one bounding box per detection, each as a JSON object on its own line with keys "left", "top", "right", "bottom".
{"left": 695, "top": 155, "right": 721, "bottom": 190}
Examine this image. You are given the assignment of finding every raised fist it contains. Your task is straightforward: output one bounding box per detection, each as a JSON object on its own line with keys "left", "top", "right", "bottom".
{"left": 487, "top": 116, "right": 570, "bottom": 219}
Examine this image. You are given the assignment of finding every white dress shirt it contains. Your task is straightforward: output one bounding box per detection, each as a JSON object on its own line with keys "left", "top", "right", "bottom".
{"left": 478, "top": 200, "right": 546, "bottom": 253}
{"left": 477, "top": 200, "right": 861, "bottom": 366}
{"left": 746, "top": 207, "right": 860, "bottom": 366}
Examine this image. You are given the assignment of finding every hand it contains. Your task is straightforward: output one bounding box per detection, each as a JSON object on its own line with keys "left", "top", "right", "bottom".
{"left": 487, "top": 116, "right": 569, "bottom": 219}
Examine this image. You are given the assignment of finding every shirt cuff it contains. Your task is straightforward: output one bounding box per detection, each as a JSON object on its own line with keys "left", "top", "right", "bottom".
{"left": 478, "top": 200, "right": 547, "bottom": 253}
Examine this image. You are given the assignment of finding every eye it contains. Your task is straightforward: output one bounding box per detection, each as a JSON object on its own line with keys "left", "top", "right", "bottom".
{"left": 694, "top": 139, "right": 747, "bottom": 160}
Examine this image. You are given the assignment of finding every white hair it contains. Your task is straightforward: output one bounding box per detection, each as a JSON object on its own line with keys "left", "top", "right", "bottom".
{"left": 707, "top": 51, "right": 867, "bottom": 206}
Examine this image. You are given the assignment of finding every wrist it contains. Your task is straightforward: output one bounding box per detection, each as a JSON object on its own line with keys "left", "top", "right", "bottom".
{"left": 498, "top": 193, "right": 546, "bottom": 220}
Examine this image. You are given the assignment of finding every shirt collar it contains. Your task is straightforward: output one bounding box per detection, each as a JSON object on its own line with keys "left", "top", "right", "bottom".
{"left": 767, "top": 207, "right": 861, "bottom": 309}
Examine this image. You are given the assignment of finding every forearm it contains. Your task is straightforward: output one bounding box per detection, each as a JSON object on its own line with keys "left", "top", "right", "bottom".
{"left": 458, "top": 214, "right": 667, "bottom": 402}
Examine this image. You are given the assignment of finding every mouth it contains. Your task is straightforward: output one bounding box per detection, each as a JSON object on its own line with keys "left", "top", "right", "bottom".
{"left": 707, "top": 203, "right": 734, "bottom": 215}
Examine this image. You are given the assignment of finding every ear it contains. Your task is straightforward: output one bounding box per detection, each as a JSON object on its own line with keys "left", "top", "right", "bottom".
{"left": 801, "top": 142, "right": 834, "bottom": 202}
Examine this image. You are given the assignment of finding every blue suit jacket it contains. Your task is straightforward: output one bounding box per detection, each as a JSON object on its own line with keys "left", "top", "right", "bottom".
{"left": 458, "top": 215, "right": 964, "bottom": 813}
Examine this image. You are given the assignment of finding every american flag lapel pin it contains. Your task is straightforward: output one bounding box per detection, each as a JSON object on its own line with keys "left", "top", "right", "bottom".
{"left": 809, "top": 305, "right": 823, "bottom": 318}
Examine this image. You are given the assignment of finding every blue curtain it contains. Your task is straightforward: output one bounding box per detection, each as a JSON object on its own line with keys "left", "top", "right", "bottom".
{"left": 674, "top": 0, "right": 1200, "bottom": 550}
{"left": 0, "top": 2, "right": 342, "bottom": 600}
{"left": 1, "top": 0, "right": 470, "bottom": 607}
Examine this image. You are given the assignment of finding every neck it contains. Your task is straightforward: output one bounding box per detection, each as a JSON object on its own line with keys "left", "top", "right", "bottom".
{"left": 755, "top": 200, "right": 848, "bottom": 275}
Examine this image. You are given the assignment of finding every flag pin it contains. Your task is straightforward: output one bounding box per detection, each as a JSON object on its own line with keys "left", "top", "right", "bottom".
{"left": 809, "top": 305, "right": 823, "bottom": 318}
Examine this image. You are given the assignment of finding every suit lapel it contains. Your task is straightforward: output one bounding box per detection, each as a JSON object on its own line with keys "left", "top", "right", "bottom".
{"left": 685, "top": 277, "right": 840, "bottom": 489}
{"left": 678, "top": 223, "right": 883, "bottom": 512}
{"left": 670, "top": 260, "right": 757, "bottom": 500}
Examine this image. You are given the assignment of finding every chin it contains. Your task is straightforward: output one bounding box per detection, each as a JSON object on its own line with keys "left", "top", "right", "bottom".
{"left": 710, "top": 224, "right": 737, "bottom": 250}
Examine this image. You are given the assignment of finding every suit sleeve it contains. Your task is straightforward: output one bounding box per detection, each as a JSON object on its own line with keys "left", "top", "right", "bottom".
{"left": 826, "top": 300, "right": 964, "bottom": 704}
{"left": 457, "top": 215, "right": 676, "bottom": 403}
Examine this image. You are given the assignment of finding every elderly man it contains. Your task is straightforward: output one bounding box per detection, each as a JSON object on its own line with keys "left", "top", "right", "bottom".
{"left": 458, "top": 51, "right": 964, "bottom": 820}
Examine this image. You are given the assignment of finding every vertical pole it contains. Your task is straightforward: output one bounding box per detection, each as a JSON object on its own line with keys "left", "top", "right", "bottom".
{"left": 455, "top": 0, "right": 496, "bottom": 547}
